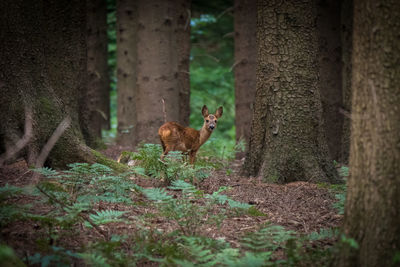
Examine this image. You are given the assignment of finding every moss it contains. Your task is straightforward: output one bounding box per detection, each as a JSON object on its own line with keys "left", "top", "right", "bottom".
{"left": 39, "top": 96, "right": 57, "bottom": 116}
{"left": 90, "top": 137, "right": 107, "bottom": 150}
{"left": 91, "top": 149, "right": 129, "bottom": 173}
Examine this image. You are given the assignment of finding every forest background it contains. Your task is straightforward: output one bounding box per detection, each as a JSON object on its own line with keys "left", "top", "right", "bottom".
{"left": 0, "top": 0, "right": 399, "bottom": 266}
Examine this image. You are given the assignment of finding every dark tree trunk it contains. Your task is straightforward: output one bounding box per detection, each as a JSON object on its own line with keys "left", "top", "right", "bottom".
{"left": 317, "top": 0, "right": 343, "bottom": 161}
{"left": 136, "top": 0, "right": 180, "bottom": 144}
{"left": 86, "top": 0, "right": 110, "bottom": 147}
{"left": 116, "top": 0, "right": 138, "bottom": 146}
{"left": 242, "top": 0, "right": 340, "bottom": 184}
{"left": 176, "top": 0, "right": 191, "bottom": 126}
{"left": 234, "top": 0, "right": 256, "bottom": 159}
{"left": 0, "top": 0, "right": 125, "bottom": 171}
{"left": 337, "top": 0, "right": 400, "bottom": 266}
{"left": 340, "top": 0, "right": 353, "bottom": 164}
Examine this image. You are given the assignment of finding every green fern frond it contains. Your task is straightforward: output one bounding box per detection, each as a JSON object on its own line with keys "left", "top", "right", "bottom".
{"left": 227, "top": 199, "right": 251, "bottom": 210}
{"left": 0, "top": 184, "right": 25, "bottom": 201}
{"left": 33, "top": 167, "right": 59, "bottom": 178}
{"left": 142, "top": 188, "right": 173, "bottom": 202}
{"left": 169, "top": 180, "right": 197, "bottom": 194}
{"left": 88, "top": 210, "right": 127, "bottom": 226}
{"left": 308, "top": 228, "right": 339, "bottom": 241}
{"left": 241, "top": 225, "right": 295, "bottom": 252}
{"left": 80, "top": 253, "right": 111, "bottom": 267}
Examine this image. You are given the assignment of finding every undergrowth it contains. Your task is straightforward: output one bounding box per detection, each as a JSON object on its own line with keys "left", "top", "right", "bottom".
{"left": 0, "top": 150, "right": 341, "bottom": 266}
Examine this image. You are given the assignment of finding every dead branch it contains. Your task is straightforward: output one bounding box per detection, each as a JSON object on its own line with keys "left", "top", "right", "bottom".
{"left": 0, "top": 106, "right": 33, "bottom": 167}
{"left": 161, "top": 98, "right": 167, "bottom": 123}
{"left": 35, "top": 116, "right": 71, "bottom": 169}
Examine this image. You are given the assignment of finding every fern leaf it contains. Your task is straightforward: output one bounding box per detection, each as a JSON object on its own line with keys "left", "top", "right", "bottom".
{"left": 142, "top": 188, "right": 173, "bottom": 202}
{"left": 88, "top": 210, "right": 127, "bottom": 226}
{"left": 79, "top": 253, "right": 111, "bottom": 267}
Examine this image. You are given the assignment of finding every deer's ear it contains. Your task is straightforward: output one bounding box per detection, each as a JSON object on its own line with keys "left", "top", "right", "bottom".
{"left": 202, "top": 105, "right": 209, "bottom": 117}
{"left": 215, "top": 106, "right": 223, "bottom": 118}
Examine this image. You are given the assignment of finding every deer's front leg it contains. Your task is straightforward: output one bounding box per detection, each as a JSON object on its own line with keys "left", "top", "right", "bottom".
{"left": 189, "top": 150, "right": 197, "bottom": 164}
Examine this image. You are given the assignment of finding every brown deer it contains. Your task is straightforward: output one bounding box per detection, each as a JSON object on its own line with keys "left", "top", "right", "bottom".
{"left": 158, "top": 105, "right": 223, "bottom": 164}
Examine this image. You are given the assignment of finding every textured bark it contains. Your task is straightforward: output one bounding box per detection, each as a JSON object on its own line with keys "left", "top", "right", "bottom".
{"left": 136, "top": 0, "right": 180, "bottom": 143}
{"left": 242, "top": 0, "right": 339, "bottom": 184}
{"left": 176, "top": 0, "right": 191, "bottom": 126}
{"left": 0, "top": 0, "right": 124, "bottom": 171}
{"left": 317, "top": 0, "right": 343, "bottom": 161}
{"left": 86, "top": 0, "right": 110, "bottom": 147}
{"left": 234, "top": 0, "right": 256, "bottom": 158}
{"left": 116, "top": 0, "right": 138, "bottom": 146}
{"left": 337, "top": 0, "right": 400, "bottom": 266}
{"left": 340, "top": 0, "right": 353, "bottom": 163}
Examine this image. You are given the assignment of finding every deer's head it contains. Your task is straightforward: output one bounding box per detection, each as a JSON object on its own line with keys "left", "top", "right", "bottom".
{"left": 202, "top": 105, "right": 223, "bottom": 132}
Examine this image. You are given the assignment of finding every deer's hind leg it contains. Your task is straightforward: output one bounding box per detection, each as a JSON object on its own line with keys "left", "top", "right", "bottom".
{"left": 159, "top": 138, "right": 169, "bottom": 161}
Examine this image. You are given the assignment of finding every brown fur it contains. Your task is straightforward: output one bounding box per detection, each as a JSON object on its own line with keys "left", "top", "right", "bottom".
{"left": 158, "top": 105, "right": 223, "bottom": 164}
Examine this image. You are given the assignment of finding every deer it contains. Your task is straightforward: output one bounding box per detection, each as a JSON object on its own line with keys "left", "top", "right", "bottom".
{"left": 158, "top": 105, "right": 223, "bottom": 164}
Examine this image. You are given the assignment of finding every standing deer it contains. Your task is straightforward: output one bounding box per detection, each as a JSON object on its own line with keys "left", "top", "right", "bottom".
{"left": 158, "top": 105, "right": 223, "bottom": 164}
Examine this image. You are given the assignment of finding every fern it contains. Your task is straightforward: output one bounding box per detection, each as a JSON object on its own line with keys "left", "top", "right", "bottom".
{"left": 88, "top": 210, "right": 127, "bottom": 226}
{"left": 142, "top": 187, "right": 173, "bottom": 202}
{"left": 241, "top": 225, "right": 295, "bottom": 252}
{"left": 333, "top": 192, "right": 346, "bottom": 215}
{"left": 308, "top": 228, "right": 339, "bottom": 241}
{"left": 79, "top": 253, "right": 111, "bottom": 267}
{"left": 169, "top": 180, "right": 198, "bottom": 194}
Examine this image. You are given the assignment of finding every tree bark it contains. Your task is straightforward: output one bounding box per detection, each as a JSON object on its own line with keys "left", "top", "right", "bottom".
{"left": 176, "top": 0, "right": 191, "bottom": 126}
{"left": 136, "top": 0, "right": 180, "bottom": 143}
{"left": 242, "top": 0, "right": 340, "bottom": 184}
{"left": 0, "top": 0, "right": 125, "bottom": 171}
{"left": 116, "top": 0, "right": 138, "bottom": 146}
{"left": 340, "top": 0, "right": 353, "bottom": 164}
{"left": 317, "top": 0, "right": 343, "bottom": 161}
{"left": 337, "top": 0, "right": 400, "bottom": 266}
{"left": 86, "top": 0, "right": 110, "bottom": 147}
{"left": 234, "top": 0, "right": 257, "bottom": 159}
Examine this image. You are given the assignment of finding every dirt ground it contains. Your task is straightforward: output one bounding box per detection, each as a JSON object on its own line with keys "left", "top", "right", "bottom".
{"left": 0, "top": 145, "right": 343, "bottom": 264}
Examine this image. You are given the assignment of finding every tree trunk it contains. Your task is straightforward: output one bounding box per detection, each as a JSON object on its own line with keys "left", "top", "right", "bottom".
{"left": 0, "top": 0, "right": 125, "bottom": 171}
{"left": 242, "top": 0, "right": 340, "bottom": 184}
{"left": 340, "top": 0, "right": 353, "bottom": 164}
{"left": 234, "top": 0, "right": 256, "bottom": 159}
{"left": 136, "top": 0, "right": 180, "bottom": 143}
{"left": 86, "top": 0, "right": 110, "bottom": 147}
{"left": 317, "top": 0, "right": 343, "bottom": 161}
{"left": 176, "top": 0, "right": 191, "bottom": 126}
{"left": 337, "top": 0, "right": 400, "bottom": 266}
{"left": 116, "top": 0, "right": 138, "bottom": 146}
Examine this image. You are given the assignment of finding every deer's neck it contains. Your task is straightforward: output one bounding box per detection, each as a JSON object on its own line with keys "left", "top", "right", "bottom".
{"left": 199, "top": 125, "right": 212, "bottom": 147}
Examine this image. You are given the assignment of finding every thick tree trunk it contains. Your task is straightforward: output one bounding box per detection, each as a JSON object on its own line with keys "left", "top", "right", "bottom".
{"left": 116, "top": 0, "right": 138, "bottom": 146}
{"left": 0, "top": 0, "right": 125, "bottom": 171}
{"left": 317, "top": 0, "right": 343, "bottom": 161}
{"left": 337, "top": 0, "right": 400, "bottom": 266}
{"left": 86, "top": 0, "right": 110, "bottom": 147}
{"left": 136, "top": 0, "right": 180, "bottom": 143}
{"left": 234, "top": 0, "right": 256, "bottom": 159}
{"left": 242, "top": 0, "right": 339, "bottom": 184}
{"left": 340, "top": 0, "right": 353, "bottom": 164}
{"left": 176, "top": 0, "right": 191, "bottom": 126}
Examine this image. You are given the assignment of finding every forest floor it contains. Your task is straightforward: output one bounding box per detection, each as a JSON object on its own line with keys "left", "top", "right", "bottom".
{"left": 0, "top": 145, "right": 344, "bottom": 266}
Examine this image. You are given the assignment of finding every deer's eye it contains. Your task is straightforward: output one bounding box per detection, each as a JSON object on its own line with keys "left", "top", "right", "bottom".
{"left": 215, "top": 120, "right": 217, "bottom": 123}
{"left": 206, "top": 120, "right": 209, "bottom": 123}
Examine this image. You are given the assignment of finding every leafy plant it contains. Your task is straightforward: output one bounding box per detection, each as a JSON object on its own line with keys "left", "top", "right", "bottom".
{"left": 308, "top": 228, "right": 339, "bottom": 241}
{"left": 129, "top": 144, "right": 212, "bottom": 183}
{"left": 141, "top": 180, "right": 251, "bottom": 236}
{"left": 241, "top": 224, "right": 295, "bottom": 252}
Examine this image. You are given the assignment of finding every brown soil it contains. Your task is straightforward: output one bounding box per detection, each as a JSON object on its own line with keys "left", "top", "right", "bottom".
{"left": 0, "top": 146, "right": 343, "bottom": 265}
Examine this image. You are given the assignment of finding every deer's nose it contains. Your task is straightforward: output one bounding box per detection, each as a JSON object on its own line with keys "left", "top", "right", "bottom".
{"left": 209, "top": 125, "right": 215, "bottom": 130}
